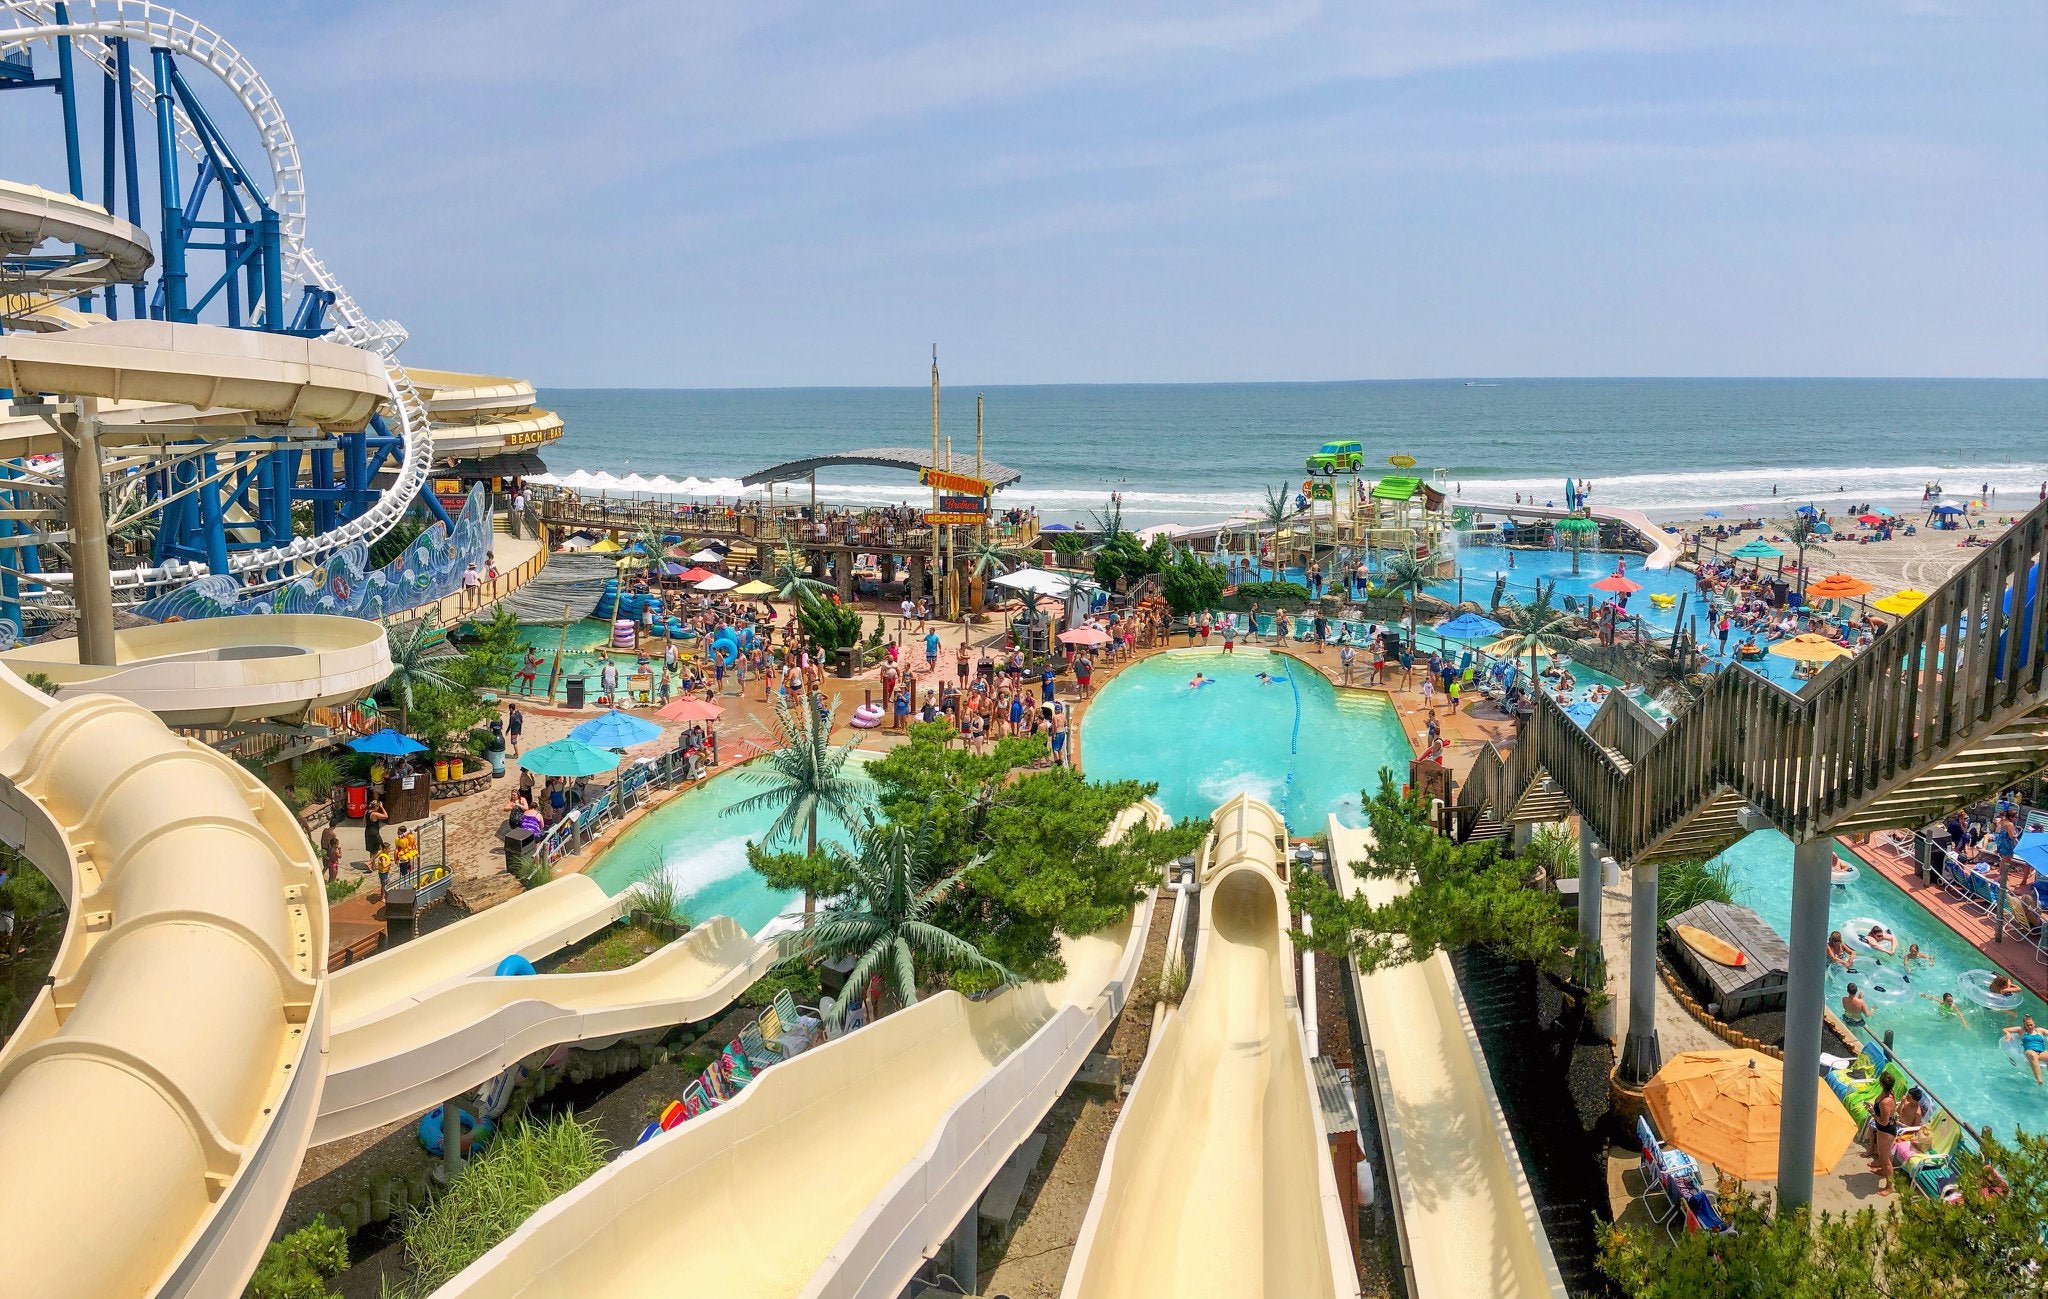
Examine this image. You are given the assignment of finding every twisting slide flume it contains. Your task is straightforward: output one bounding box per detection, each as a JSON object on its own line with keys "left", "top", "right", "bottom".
{"left": 1063, "top": 793, "right": 1355, "bottom": 1299}
{"left": 316, "top": 916, "right": 777, "bottom": 1145}
{"left": 424, "top": 800, "right": 1168, "bottom": 1299}
{"left": 1325, "top": 816, "right": 1566, "bottom": 1299}
{"left": 0, "top": 667, "right": 328, "bottom": 1299}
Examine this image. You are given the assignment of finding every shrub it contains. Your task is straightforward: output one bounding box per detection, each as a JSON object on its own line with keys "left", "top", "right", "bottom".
{"left": 394, "top": 1116, "right": 609, "bottom": 1295}
{"left": 291, "top": 755, "right": 345, "bottom": 809}
{"left": 1232, "top": 579, "right": 1311, "bottom": 603}
{"left": 796, "top": 590, "right": 862, "bottom": 651}
{"left": 1657, "top": 857, "right": 1733, "bottom": 926}
{"left": 324, "top": 877, "right": 362, "bottom": 906}
{"left": 244, "top": 1218, "right": 347, "bottom": 1299}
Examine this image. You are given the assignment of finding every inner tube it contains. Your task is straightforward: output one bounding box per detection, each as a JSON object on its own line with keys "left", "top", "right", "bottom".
{"left": 1958, "top": 968, "right": 2024, "bottom": 1011}
{"left": 1831, "top": 861, "right": 1860, "bottom": 885}
{"left": 850, "top": 703, "right": 883, "bottom": 729}
{"left": 1846, "top": 917, "right": 1897, "bottom": 951}
{"left": 494, "top": 954, "right": 537, "bottom": 978}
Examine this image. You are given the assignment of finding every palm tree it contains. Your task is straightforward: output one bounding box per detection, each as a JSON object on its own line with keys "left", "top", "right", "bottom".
{"left": 1496, "top": 583, "right": 1575, "bottom": 683}
{"left": 382, "top": 615, "right": 457, "bottom": 733}
{"left": 1379, "top": 553, "right": 1430, "bottom": 640}
{"left": 769, "top": 549, "right": 830, "bottom": 600}
{"left": 723, "top": 695, "right": 870, "bottom": 915}
{"left": 966, "top": 535, "right": 1022, "bottom": 617}
{"left": 1781, "top": 511, "right": 1824, "bottom": 598}
{"left": 777, "top": 819, "right": 1017, "bottom": 1030}
{"left": 1258, "top": 481, "right": 1295, "bottom": 529}
{"left": 1087, "top": 495, "right": 1128, "bottom": 545}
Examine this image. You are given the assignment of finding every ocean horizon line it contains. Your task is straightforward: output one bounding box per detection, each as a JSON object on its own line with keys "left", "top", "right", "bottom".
{"left": 535, "top": 374, "right": 2048, "bottom": 395}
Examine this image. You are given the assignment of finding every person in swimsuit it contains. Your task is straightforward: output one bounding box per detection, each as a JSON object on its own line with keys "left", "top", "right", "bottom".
{"left": 1189, "top": 673, "right": 1210, "bottom": 688}
{"left": 1864, "top": 923, "right": 1897, "bottom": 955}
{"left": 1921, "top": 990, "right": 1970, "bottom": 1027}
{"left": 1903, "top": 943, "right": 1934, "bottom": 969}
{"left": 1988, "top": 973, "right": 2021, "bottom": 998}
{"left": 1827, "top": 930, "right": 1858, "bottom": 972}
{"left": 2002, "top": 1016, "right": 2048, "bottom": 1085}
{"left": 1841, "top": 983, "right": 1869, "bottom": 1025}
{"left": 1867, "top": 1074, "right": 1902, "bottom": 1188}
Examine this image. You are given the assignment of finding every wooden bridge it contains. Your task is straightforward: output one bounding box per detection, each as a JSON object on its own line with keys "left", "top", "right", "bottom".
{"left": 1445, "top": 496, "right": 2047, "bottom": 1207}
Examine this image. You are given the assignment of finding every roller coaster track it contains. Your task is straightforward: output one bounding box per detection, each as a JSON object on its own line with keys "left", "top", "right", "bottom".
{"left": 0, "top": 1, "right": 431, "bottom": 596}
{"left": 1452, "top": 498, "right": 2048, "bottom": 861}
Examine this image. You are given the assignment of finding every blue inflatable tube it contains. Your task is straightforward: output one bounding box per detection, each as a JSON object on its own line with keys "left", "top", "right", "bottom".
{"left": 494, "top": 954, "right": 537, "bottom": 977}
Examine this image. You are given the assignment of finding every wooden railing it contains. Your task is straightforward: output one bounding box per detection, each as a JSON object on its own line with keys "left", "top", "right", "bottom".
{"left": 1455, "top": 499, "right": 2048, "bottom": 860}
{"left": 534, "top": 489, "right": 1042, "bottom": 555}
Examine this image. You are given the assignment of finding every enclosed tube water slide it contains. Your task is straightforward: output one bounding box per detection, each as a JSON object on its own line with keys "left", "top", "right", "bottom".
{"left": 1063, "top": 793, "right": 1355, "bottom": 1299}
{"left": 0, "top": 176, "right": 154, "bottom": 301}
{"left": 0, "top": 668, "right": 327, "bottom": 1299}
{"left": 316, "top": 915, "right": 777, "bottom": 1144}
{"left": 1325, "top": 817, "right": 1566, "bottom": 1299}
{"left": 426, "top": 800, "right": 1167, "bottom": 1299}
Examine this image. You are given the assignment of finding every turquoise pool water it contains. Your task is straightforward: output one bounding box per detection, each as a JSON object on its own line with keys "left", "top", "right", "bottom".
{"left": 1714, "top": 831, "right": 2047, "bottom": 1140}
{"left": 586, "top": 760, "right": 875, "bottom": 936}
{"left": 1078, "top": 647, "right": 1414, "bottom": 831}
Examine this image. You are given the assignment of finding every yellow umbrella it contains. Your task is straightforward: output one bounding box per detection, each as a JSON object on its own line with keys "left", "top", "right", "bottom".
{"left": 1769, "top": 633, "right": 1852, "bottom": 663}
{"left": 1645, "top": 1049, "right": 1857, "bottom": 1180}
{"left": 1873, "top": 589, "right": 1928, "bottom": 616}
{"left": 589, "top": 537, "right": 622, "bottom": 553}
{"left": 731, "top": 580, "right": 776, "bottom": 596}
{"left": 1483, "top": 637, "right": 1550, "bottom": 662}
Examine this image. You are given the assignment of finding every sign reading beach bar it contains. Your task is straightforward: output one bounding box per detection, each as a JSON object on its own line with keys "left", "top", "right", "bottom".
{"left": 924, "top": 511, "right": 986, "bottom": 526}
{"left": 919, "top": 467, "right": 991, "bottom": 495}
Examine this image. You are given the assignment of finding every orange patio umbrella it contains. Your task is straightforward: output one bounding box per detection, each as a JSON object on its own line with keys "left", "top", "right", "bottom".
{"left": 657, "top": 697, "right": 724, "bottom": 722}
{"left": 1645, "top": 1050, "right": 1858, "bottom": 1180}
{"left": 1590, "top": 573, "right": 1642, "bottom": 594}
{"left": 1805, "top": 573, "right": 1873, "bottom": 600}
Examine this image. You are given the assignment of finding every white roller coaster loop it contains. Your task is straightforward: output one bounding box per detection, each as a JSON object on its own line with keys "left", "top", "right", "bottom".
{"left": 1, "top": 1, "right": 431, "bottom": 598}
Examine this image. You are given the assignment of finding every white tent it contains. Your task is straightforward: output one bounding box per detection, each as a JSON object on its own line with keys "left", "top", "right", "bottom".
{"left": 643, "top": 475, "right": 682, "bottom": 493}
{"left": 689, "top": 548, "right": 725, "bottom": 564}
{"left": 694, "top": 574, "right": 739, "bottom": 592}
{"left": 990, "top": 568, "right": 1095, "bottom": 598}
{"left": 616, "top": 473, "right": 655, "bottom": 493}
{"left": 585, "top": 471, "right": 622, "bottom": 490}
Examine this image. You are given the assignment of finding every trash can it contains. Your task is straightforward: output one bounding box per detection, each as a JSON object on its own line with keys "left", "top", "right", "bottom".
{"left": 566, "top": 676, "right": 587, "bottom": 709}
{"left": 344, "top": 782, "right": 370, "bottom": 820}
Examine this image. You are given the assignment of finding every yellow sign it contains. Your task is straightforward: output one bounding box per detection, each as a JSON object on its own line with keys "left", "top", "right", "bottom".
{"left": 1308, "top": 480, "right": 1335, "bottom": 501}
{"left": 919, "top": 468, "right": 992, "bottom": 494}
{"left": 1388, "top": 454, "right": 1417, "bottom": 468}
{"left": 505, "top": 427, "right": 563, "bottom": 446}
{"left": 433, "top": 477, "right": 462, "bottom": 495}
{"left": 924, "top": 511, "right": 987, "bottom": 526}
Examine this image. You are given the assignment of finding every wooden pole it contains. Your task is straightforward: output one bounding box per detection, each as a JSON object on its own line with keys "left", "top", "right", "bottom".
{"left": 930, "top": 347, "right": 941, "bottom": 614}
{"left": 544, "top": 603, "right": 571, "bottom": 698}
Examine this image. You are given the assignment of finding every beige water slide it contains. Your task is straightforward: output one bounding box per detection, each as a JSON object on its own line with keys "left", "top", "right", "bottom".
{"left": 428, "top": 800, "right": 1167, "bottom": 1299}
{"left": 1063, "top": 793, "right": 1356, "bottom": 1299}
{"left": 1326, "top": 817, "right": 1567, "bottom": 1299}
{"left": 316, "top": 914, "right": 777, "bottom": 1144}
{"left": 0, "top": 667, "right": 327, "bottom": 1299}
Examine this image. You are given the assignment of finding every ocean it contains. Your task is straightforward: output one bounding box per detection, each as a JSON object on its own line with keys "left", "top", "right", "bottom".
{"left": 537, "top": 379, "right": 2048, "bottom": 527}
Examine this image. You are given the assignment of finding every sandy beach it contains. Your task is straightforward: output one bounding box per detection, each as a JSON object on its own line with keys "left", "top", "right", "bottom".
{"left": 1658, "top": 508, "right": 2028, "bottom": 600}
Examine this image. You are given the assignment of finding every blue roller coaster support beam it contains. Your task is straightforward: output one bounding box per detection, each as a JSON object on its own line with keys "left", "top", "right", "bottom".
{"left": 195, "top": 451, "right": 229, "bottom": 575}
{"left": 115, "top": 39, "right": 145, "bottom": 318}
{"left": 151, "top": 48, "right": 188, "bottom": 320}
{"left": 52, "top": 5, "right": 83, "bottom": 202}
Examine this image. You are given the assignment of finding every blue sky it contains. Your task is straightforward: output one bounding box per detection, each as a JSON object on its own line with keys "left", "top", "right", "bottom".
{"left": 7, "top": 1, "right": 2046, "bottom": 385}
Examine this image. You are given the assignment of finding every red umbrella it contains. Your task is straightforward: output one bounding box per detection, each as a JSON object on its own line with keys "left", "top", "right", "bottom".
{"left": 1590, "top": 574, "right": 1642, "bottom": 594}
{"left": 1057, "top": 626, "right": 1111, "bottom": 645}
{"left": 1857, "top": 513, "right": 1884, "bottom": 526}
{"left": 658, "top": 697, "right": 724, "bottom": 722}
{"left": 675, "top": 566, "right": 714, "bottom": 582}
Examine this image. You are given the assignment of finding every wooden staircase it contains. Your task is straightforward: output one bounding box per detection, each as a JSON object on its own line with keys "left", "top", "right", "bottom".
{"left": 1453, "top": 500, "right": 2048, "bottom": 860}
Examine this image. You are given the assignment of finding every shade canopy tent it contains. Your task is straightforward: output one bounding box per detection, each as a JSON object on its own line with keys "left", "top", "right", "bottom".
{"left": 569, "top": 709, "right": 664, "bottom": 749}
{"left": 349, "top": 728, "right": 427, "bottom": 756}
{"left": 1931, "top": 504, "right": 1965, "bottom": 515}
{"left": 1645, "top": 1049, "right": 1857, "bottom": 1180}
{"left": 991, "top": 568, "right": 1096, "bottom": 599}
{"left": 519, "top": 739, "right": 622, "bottom": 778}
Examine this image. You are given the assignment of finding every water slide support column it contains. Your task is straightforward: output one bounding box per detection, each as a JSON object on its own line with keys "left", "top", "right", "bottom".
{"left": 1776, "top": 835, "right": 1833, "bottom": 1209}
{"left": 1577, "top": 821, "right": 1603, "bottom": 952}
{"left": 115, "top": 38, "right": 146, "bottom": 319}
{"left": 61, "top": 397, "right": 115, "bottom": 666}
{"left": 151, "top": 47, "right": 189, "bottom": 321}
{"left": 1617, "top": 856, "right": 1660, "bottom": 1083}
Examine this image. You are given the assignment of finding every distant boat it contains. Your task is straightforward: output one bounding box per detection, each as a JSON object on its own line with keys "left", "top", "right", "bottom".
{"left": 1464, "top": 381, "right": 1500, "bottom": 387}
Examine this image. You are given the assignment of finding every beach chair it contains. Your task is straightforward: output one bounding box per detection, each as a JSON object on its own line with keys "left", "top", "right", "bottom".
{"left": 773, "top": 989, "right": 821, "bottom": 1047}
{"left": 1456, "top": 650, "right": 1476, "bottom": 683}
{"left": 1254, "top": 615, "right": 1276, "bottom": 641}
{"left": 1632, "top": 1116, "right": 1698, "bottom": 1237}
{"left": 1681, "top": 1186, "right": 1734, "bottom": 1235}
{"left": 756, "top": 1003, "right": 786, "bottom": 1046}
{"left": 719, "top": 1043, "right": 755, "bottom": 1090}
{"left": 680, "top": 1080, "right": 712, "bottom": 1119}
{"left": 738, "top": 1022, "right": 784, "bottom": 1071}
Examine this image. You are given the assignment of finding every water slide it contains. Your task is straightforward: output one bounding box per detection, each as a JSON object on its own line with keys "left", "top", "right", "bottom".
{"left": 0, "top": 176, "right": 155, "bottom": 292}
{"left": 316, "top": 915, "right": 778, "bottom": 1144}
{"left": 1063, "top": 793, "right": 1355, "bottom": 1299}
{"left": 1325, "top": 816, "right": 1566, "bottom": 1299}
{"left": 1457, "top": 496, "right": 1683, "bottom": 570}
{"left": 427, "top": 799, "right": 1167, "bottom": 1299}
{"left": 0, "top": 667, "right": 327, "bottom": 1299}
{"left": 409, "top": 368, "right": 563, "bottom": 457}
{"left": 0, "top": 612, "right": 390, "bottom": 725}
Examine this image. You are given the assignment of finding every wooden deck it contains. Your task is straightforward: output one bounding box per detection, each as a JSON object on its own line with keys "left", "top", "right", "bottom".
{"left": 1841, "top": 831, "right": 2048, "bottom": 1000}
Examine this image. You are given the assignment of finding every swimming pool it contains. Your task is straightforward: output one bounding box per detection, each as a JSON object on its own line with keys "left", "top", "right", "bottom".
{"left": 1078, "top": 647, "right": 1414, "bottom": 831}
{"left": 1713, "top": 830, "right": 2046, "bottom": 1140}
{"left": 585, "top": 758, "right": 876, "bottom": 936}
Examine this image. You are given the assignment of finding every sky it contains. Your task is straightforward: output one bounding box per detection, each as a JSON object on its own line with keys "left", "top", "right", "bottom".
{"left": 6, "top": 1, "right": 2046, "bottom": 386}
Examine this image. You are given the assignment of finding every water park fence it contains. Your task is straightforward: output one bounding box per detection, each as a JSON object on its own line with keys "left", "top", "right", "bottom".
{"left": 532, "top": 740, "right": 717, "bottom": 871}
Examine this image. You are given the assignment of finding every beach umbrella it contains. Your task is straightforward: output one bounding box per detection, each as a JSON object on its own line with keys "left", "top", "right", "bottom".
{"left": 675, "top": 566, "right": 713, "bottom": 582}
{"left": 1590, "top": 573, "right": 1642, "bottom": 595}
{"left": 1769, "top": 633, "right": 1852, "bottom": 664}
{"left": 689, "top": 548, "right": 725, "bottom": 564}
{"left": 1730, "top": 539, "right": 1784, "bottom": 561}
{"left": 569, "top": 709, "right": 664, "bottom": 748}
{"left": 731, "top": 580, "right": 776, "bottom": 596}
{"left": 1872, "top": 589, "right": 1929, "bottom": 616}
{"left": 1646, "top": 1050, "right": 1857, "bottom": 1180}
{"left": 1483, "top": 636, "right": 1551, "bottom": 663}
{"left": 657, "top": 697, "right": 724, "bottom": 722}
{"left": 1856, "top": 514, "right": 1884, "bottom": 526}
{"left": 695, "top": 574, "right": 739, "bottom": 592}
{"left": 1057, "top": 626, "right": 1111, "bottom": 646}
{"left": 1806, "top": 574, "right": 1873, "bottom": 600}
{"left": 1794, "top": 504, "right": 1818, "bottom": 515}
{"left": 1702, "top": 509, "right": 1724, "bottom": 519}
{"left": 1437, "top": 612, "right": 1504, "bottom": 638}
{"left": 589, "top": 537, "right": 622, "bottom": 553}
{"left": 1874, "top": 506, "right": 1895, "bottom": 516}
{"left": 658, "top": 561, "right": 686, "bottom": 577}
{"left": 349, "top": 728, "right": 428, "bottom": 756}
{"left": 519, "top": 738, "right": 623, "bottom": 778}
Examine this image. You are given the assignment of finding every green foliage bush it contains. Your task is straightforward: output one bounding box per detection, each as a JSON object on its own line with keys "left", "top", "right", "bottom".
{"left": 244, "top": 1218, "right": 347, "bottom": 1299}
{"left": 1231, "top": 579, "right": 1311, "bottom": 602}
{"left": 324, "top": 877, "right": 362, "bottom": 906}
{"left": 1656, "top": 857, "right": 1734, "bottom": 925}
{"left": 1158, "top": 548, "right": 1227, "bottom": 616}
{"left": 796, "top": 590, "right": 862, "bottom": 651}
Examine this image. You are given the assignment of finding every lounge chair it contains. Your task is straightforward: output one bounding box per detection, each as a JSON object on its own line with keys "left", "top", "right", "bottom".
{"left": 1681, "top": 1186, "right": 1734, "bottom": 1235}
{"left": 738, "top": 1022, "right": 784, "bottom": 1071}
{"left": 773, "top": 989, "right": 821, "bottom": 1048}
{"left": 1633, "top": 1115, "right": 1699, "bottom": 1237}
{"left": 1254, "top": 615, "right": 1276, "bottom": 641}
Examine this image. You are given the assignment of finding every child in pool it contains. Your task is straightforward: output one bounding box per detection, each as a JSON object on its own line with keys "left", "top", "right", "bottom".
{"left": 1827, "top": 931, "right": 1858, "bottom": 972}
{"left": 1903, "top": 943, "right": 1935, "bottom": 969}
{"left": 1988, "top": 973, "right": 2021, "bottom": 998}
{"left": 1188, "top": 673, "right": 1211, "bottom": 689}
{"left": 1921, "top": 991, "right": 1970, "bottom": 1027}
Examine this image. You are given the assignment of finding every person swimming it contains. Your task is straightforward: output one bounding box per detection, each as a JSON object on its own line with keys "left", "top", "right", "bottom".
{"left": 1922, "top": 991, "right": 1970, "bottom": 1027}
{"left": 1865, "top": 923, "right": 1897, "bottom": 955}
{"left": 1827, "top": 930, "right": 1858, "bottom": 971}
{"left": 1188, "top": 673, "right": 1211, "bottom": 688}
{"left": 1255, "top": 671, "right": 1274, "bottom": 685}
{"left": 1988, "top": 973, "right": 2021, "bottom": 998}
{"left": 1841, "top": 982, "right": 1870, "bottom": 1025}
{"left": 1903, "top": 943, "right": 1934, "bottom": 968}
{"left": 2002, "top": 1016, "right": 2047, "bottom": 1085}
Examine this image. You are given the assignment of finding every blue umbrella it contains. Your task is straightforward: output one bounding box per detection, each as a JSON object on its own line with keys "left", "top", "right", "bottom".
{"left": 349, "top": 727, "right": 427, "bottom": 756}
{"left": 1437, "top": 612, "right": 1504, "bottom": 639}
{"left": 2013, "top": 831, "right": 2048, "bottom": 875}
{"left": 659, "top": 560, "right": 686, "bottom": 577}
{"left": 520, "top": 738, "right": 623, "bottom": 778}
{"left": 570, "top": 709, "right": 664, "bottom": 748}
{"left": 1873, "top": 506, "right": 1895, "bottom": 516}
{"left": 1702, "top": 509, "right": 1724, "bottom": 518}
{"left": 1794, "top": 504, "right": 1818, "bottom": 515}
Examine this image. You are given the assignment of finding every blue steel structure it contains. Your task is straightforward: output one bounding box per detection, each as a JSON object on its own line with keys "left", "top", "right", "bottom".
{"left": 0, "top": 5, "right": 445, "bottom": 629}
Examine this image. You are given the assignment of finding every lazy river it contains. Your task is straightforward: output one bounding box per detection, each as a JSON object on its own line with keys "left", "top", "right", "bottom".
{"left": 1714, "top": 831, "right": 2046, "bottom": 1140}
{"left": 1079, "top": 647, "right": 1413, "bottom": 830}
